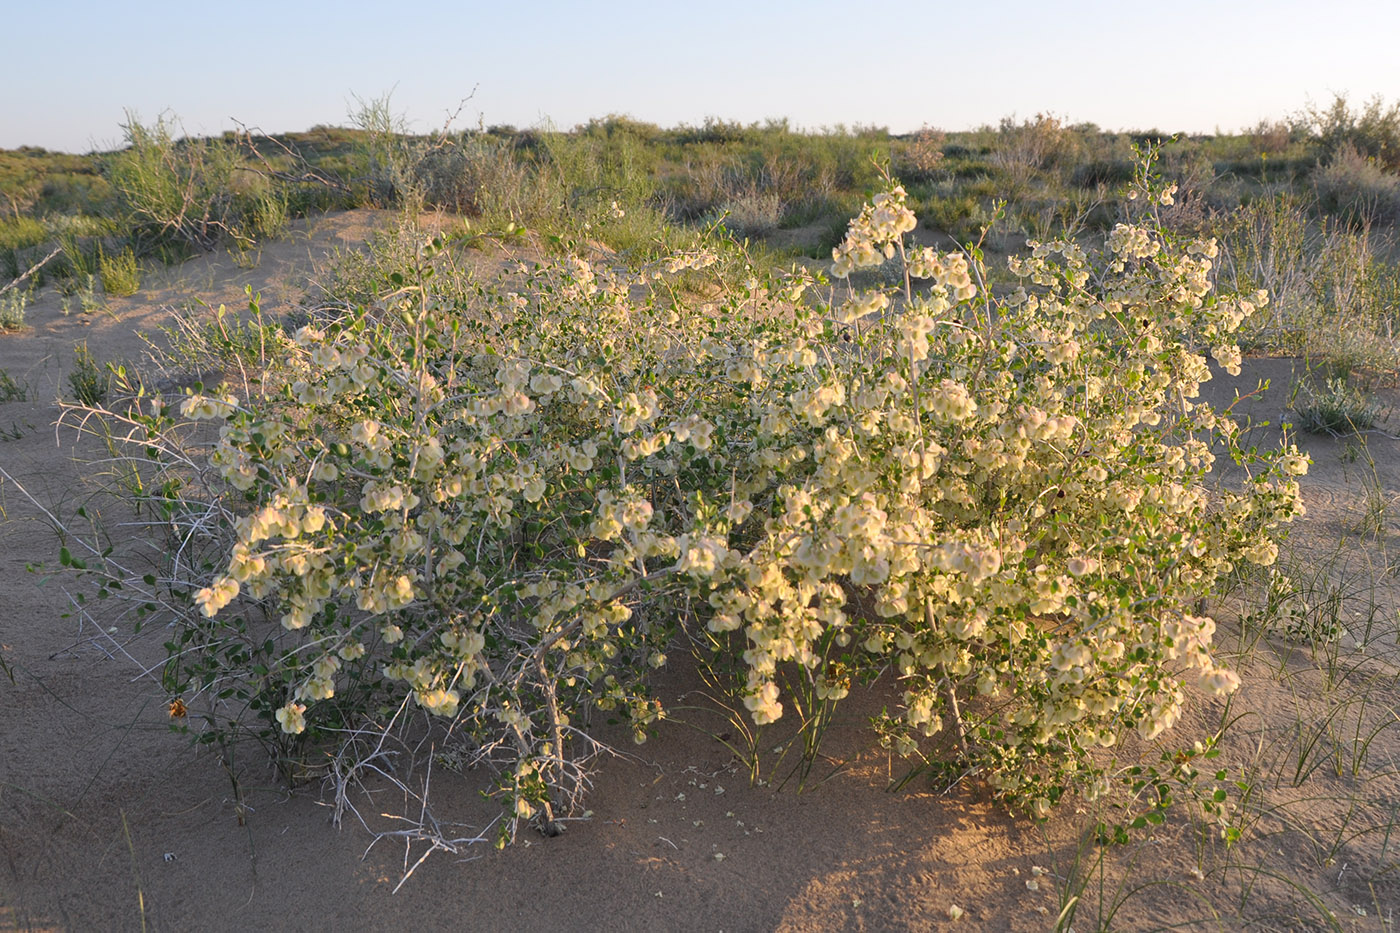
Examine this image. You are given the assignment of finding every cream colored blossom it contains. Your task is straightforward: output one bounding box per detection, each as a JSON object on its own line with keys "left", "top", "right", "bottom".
{"left": 275, "top": 702, "right": 307, "bottom": 735}
{"left": 416, "top": 688, "right": 461, "bottom": 717}
{"left": 1067, "top": 556, "right": 1099, "bottom": 577}
{"left": 337, "top": 641, "right": 366, "bottom": 661}
{"left": 194, "top": 575, "right": 239, "bottom": 617}
{"left": 181, "top": 393, "right": 238, "bottom": 420}
{"left": 1211, "top": 344, "right": 1242, "bottom": 376}
{"left": 1199, "top": 667, "right": 1241, "bottom": 696}
{"left": 744, "top": 680, "right": 783, "bottom": 724}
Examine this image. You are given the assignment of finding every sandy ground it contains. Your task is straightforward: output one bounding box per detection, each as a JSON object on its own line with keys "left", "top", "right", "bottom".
{"left": 2, "top": 214, "right": 1399, "bottom": 931}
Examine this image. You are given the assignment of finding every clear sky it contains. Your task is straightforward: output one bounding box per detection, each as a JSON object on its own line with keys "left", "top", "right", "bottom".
{"left": 5, "top": 0, "right": 1397, "bottom": 153}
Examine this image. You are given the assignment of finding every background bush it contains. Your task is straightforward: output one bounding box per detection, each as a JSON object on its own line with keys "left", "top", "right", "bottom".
{"left": 1313, "top": 144, "right": 1400, "bottom": 226}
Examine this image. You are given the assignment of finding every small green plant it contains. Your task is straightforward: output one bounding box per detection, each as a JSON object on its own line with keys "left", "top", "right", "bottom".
{"left": 249, "top": 188, "right": 288, "bottom": 242}
{"left": 1291, "top": 376, "right": 1383, "bottom": 434}
{"left": 69, "top": 342, "right": 108, "bottom": 405}
{"left": 0, "top": 368, "right": 25, "bottom": 402}
{"left": 0, "top": 288, "right": 27, "bottom": 330}
{"left": 58, "top": 273, "right": 106, "bottom": 316}
{"left": 152, "top": 291, "right": 286, "bottom": 386}
{"left": 0, "top": 419, "right": 32, "bottom": 441}
{"left": 98, "top": 245, "right": 141, "bottom": 296}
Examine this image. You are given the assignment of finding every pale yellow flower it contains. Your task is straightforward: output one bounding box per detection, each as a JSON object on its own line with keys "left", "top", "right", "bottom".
{"left": 194, "top": 575, "right": 239, "bottom": 617}
{"left": 275, "top": 702, "right": 307, "bottom": 735}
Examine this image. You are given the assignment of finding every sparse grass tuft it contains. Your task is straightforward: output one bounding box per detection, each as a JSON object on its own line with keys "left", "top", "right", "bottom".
{"left": 98, "top": 245, "right": 141, "bottom": 297}
{"left": 710, "top": 189, "right": 784, "bottom": 239}
{"left": 1292, "top": 376, "right": 1384, "bottom": 435}
{"left": 0, "top": 368, "right": 25, "bottom": 402}
{"left": 68, "top": 342, "right": 108, "bottom": 405}
{"left": 0, "top": 289, "right": 28, "bottom": 330}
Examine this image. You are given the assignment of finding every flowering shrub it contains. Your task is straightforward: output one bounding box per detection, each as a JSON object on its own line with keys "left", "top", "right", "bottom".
{"left": 72, "top": 160, "right": 1305, "bottom": 843}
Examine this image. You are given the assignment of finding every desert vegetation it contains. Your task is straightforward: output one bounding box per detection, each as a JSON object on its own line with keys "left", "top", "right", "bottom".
{"left": 4, "top": 95, "right": 1400, "bottom": 930}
